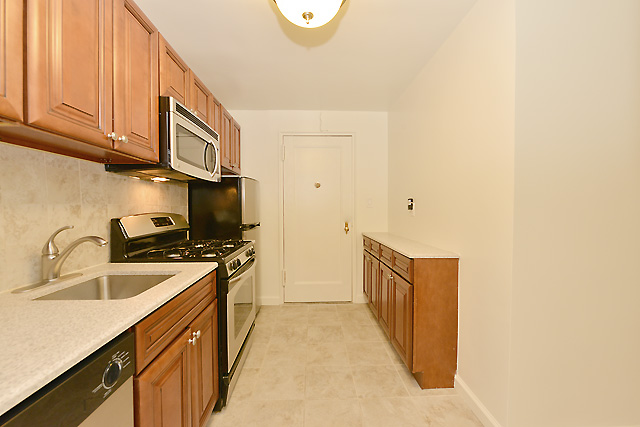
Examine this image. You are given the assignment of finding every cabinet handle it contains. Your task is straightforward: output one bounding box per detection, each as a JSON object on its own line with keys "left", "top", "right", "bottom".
{"left": 188, "top": 337, "right": 197, "bottom": 346}
{"left": 117, "top": 135, "right": 128, "bottom": 144}
{"left": 107, "top": 132, "right": 117, "bottom": 141}
{"left": 388, "top": 274, "right": 393, "bottom": 280}
{"left": 193, "top": 330, "right": 201, "bottom": 339}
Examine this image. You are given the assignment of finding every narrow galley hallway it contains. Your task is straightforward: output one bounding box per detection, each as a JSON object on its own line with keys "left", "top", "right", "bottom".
{"left": 207, "top": 303, "right": 483, "bottom": 427}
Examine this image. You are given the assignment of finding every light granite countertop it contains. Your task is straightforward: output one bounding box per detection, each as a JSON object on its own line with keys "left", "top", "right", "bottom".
{"left": 362, "top": 232, "right": 459, "bottom": 258}
{"left": 0, "top": 261, "right": 217, "bottom": 417}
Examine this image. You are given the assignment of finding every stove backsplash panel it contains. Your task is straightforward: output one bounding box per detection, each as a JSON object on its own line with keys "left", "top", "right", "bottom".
{"left": 0, "top": 142, "right": 188, "bottom": 293}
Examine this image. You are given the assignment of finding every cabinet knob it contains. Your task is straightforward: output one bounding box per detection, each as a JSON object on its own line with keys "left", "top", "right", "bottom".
{"left": 388, "top": 274, "right": 393, "bottom": 280}
{"left": 188, "top": 337, "right": 197, "bottom": 346}
{"left": 193, "top": 330, "right": 201, "bottom": 339}
{"left": 117, "top": 135, "right": 128, "bottom": 144}
{"left": 107, "top": 132, "right": 117, "bottom": 141}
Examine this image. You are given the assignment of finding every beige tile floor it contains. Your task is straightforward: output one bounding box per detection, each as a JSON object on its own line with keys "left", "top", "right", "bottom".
{"left": 207, "top": 303, "right": 483, "bottom": 427}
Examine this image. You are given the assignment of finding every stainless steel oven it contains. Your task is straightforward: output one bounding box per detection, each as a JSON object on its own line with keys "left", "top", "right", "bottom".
{"left": 226, "top": 257, "right": 256, "bottom": 377}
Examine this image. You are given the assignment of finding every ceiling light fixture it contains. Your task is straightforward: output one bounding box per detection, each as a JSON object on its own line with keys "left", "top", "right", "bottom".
{"left": 274, "top": 0, "right": 346, "bottom": 29}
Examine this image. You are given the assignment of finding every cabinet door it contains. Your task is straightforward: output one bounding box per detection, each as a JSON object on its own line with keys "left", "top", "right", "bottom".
{"left": 27, "top": 0, "right": 113, "bottom": 149}
{"left": 369, "top": 257, "right": 380, "bottom": 317}
{"left": 190, "top": 300, "right": 218, "bottom": 427}
{"left": 231, "top": 119, "right": 241, "bottom": 173}
{"left": 379, "top": 262, "right": 392, "bottom": 337}
{"left": 0, "top": 0, "right": 23, "bottom": 121}
{"left": 159, "top": 34, "right": 189, "bottom": 106}
{"left": 189, "top": 71, "right": 214, "bottom": 125}
{"left": 112, "top": 0, "right": 159, "bottom": 161}
{"left": 363, "top": 251, "right": 372, "bottom": 303}
{"left": 220, "top": 106, "right": 233, "bottom": 170}
{"left": 209, "top": 95, "right": 221, "bottom": 135}
{"left": 391, "top": 275, "right": 413, "bottom": 368}
{"left": 135, "top": 328, "right": 192, "bottom": 427}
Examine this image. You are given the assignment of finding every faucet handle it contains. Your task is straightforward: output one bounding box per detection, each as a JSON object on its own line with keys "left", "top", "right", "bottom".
{"left": 43, "top": 225, "right": 74, "bottom": 256}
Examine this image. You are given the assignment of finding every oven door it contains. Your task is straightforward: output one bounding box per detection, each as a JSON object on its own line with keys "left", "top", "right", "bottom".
{"left": 226, "top": 258, "right": 257, "bottom": 368}
{"left": 169, "top": 111, "right": 220, "bottom": 182}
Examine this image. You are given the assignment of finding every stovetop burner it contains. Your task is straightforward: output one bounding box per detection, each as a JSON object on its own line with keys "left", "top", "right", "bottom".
{"left": 141, "top": 239, "right": 250, "bottom": 261}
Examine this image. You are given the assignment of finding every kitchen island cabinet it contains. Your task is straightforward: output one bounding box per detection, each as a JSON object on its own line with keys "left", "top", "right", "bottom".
{"left": 0, "top": 0, "right": 23, "bottom": 122}
{"left": 362, "top": 232, "right": 459, "bottom": 389}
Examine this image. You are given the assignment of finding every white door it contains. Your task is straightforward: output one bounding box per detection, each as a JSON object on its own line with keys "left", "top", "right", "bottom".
{"left": 283, "top": 135, "right": 353, "bottom": 302}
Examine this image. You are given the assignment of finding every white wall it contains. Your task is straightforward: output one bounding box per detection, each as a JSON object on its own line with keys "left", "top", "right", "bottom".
{"left": 229, "top": 110, "right": 388, "bottom": 305}
{"left": 509, "top": 1, "right": 640, "bottom": 426}
{"left": 0, "top": 142, "right": 188, "bottom": 293}
{"left": 388, "top": 0, "right": 515, "bottom": 425}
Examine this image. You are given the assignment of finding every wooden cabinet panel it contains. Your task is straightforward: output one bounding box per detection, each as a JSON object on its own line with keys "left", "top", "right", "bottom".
{"left": 363, "top": 237, "right": 372, "bottom": 252}
{"left": 0, "top": 0, "right": 23, "bottom": 121}
{"left": 380, "top": 244, "right": 392, "bottom": 266}
{"left": 135, "top": 272, "right": 215, "bottom": 374}
{"left": 391, "top": 275, "right": 413, "bottom": 368}
{"left": 369, "top": 257, "right": 380, "bottom": 317}
{"left": 135, "top": 328, "right": 192, "bottom": 427}
{"left": 363, "top": 251, "right": 372, "bottom": 303}
{"left": 392, "top": 251, "right": 413, "bottom": 283}
{"left": 112, "top": 0, "right": 159, "bottom": 161}
{"left": 159, "top": 34, "right": 189, "bottom": 106}
{"left": 209, "top": 95, "right": 221, "bottom": 135}
{"left": 379, "top": 262, "right": 392, "bottom": 337}
{"left": 189, "top": 70, "right": 214, "bottom": 125}
{"left": 190, "top": 300, "right": 218, "bottom": 427}
{"left": 27, "top": 0, "right": 113, "bottom": 149}
{"left": 231, "top": 119, "right": 241, "bottom": 173}
{"left": 371, "top": 240, "right": 380, "bottom": 257}
{"left": 220, "top": 106, "right": 233, "bottom": 170}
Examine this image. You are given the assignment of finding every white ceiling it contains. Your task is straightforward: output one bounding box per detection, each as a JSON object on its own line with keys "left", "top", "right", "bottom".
{"left": 135, "top": 0, "right": 477, "bottom": 111}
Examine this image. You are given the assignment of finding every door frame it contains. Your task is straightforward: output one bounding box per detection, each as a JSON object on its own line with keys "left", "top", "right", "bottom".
{"left": 278, "top": 133, "right": 357, "bottom": 304}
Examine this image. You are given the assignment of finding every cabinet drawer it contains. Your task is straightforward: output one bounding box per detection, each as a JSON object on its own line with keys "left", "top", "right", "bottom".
{"left": 380, "top": 244, "right": 392, "bottom": 266}
{"left": 363, "top": 236, "right": 371, "bottom": 251}
{"left": 392, "top": 251, "right": 414, "bottom": 283}
{"left": 371, "top": 240, "right": 380, "bottom": 257}
{"left": 135, "top": 271, "right": 216, "bottom": 374}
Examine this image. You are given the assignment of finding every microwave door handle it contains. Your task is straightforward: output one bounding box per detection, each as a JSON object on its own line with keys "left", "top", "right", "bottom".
{"left": 203, "top": 143, "right": 212, "bottom": 173}
{"left": 211, "top": 142, "right": 219, "bottom": 177}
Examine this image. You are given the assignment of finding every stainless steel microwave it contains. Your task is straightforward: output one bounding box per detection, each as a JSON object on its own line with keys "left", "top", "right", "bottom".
{"left": 105, "top": 96, "right": 221, "bottom": 182}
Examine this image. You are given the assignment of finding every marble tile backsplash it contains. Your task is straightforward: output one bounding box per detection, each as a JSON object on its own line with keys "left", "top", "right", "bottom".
{"left": 0, "top": 142, "right": 188, "bottom": 293}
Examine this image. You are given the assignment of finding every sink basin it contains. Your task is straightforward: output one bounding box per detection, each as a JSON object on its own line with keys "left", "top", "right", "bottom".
{"left": 36, "top": 274, "right": 175, "bottom": 301}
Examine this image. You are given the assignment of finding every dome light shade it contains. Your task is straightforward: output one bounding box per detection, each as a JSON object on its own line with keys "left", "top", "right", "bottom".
{"left": 274, "top": 0, "right": 345, "bottom": 29}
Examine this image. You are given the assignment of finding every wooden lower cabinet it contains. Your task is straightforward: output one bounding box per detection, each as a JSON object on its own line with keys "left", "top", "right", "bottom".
{"left": 190, "top": 300, "right": 218, "bottom": 427}
{"left": 378, "top": 262, "right": 392, "bottom": 338}
{"left": 363, "top": 251, "right": 372, "bottom": 303}
{"left": 391, "top": 274, "right": 413, "bottom": 367}
{"left": 362, "top": 235, "right": 458, "bottom": 389}
{"left": 135, "top": 328, "right": 191, "bottom": 427}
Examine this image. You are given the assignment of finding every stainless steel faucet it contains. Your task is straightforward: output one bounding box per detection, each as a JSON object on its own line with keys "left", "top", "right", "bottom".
{"left": 12, "top": 226, "right": 108, "bottom": 293}
{"left": 42, "top": 226, "right": 108, "bottom": 281}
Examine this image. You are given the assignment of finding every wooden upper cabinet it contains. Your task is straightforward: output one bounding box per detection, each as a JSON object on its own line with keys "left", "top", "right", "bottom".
{"left": 27, "top": 0, "right": 113, "bottom": 149}
{"left": 220, "top": 106, "right": 233, "bottom": 170}
{"left": 231, "top": 119, "right": 241, "bottom": 173}
{"left": 189, "top": 70, "right": 214, "bottom": 125}
{"left": 0, "top": 0, "right": 23, "bottom": 121}
{"left": 112, "top": 0, "right": 159, "bottom": 162}
{"left": 159, "top": 34, "right": 189, "bottom": 106}
{"left": 209, "top": 95, "right": 221, "bottom": 135}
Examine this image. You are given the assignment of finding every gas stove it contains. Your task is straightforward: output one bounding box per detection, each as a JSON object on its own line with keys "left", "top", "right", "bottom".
{"left": 109, "top": 212, "right": 254, "bottom": 279}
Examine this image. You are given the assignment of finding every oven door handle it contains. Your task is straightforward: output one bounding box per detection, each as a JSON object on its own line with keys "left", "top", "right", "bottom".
{"left": 227, "top": 258, "right": 256, "bottom": 293}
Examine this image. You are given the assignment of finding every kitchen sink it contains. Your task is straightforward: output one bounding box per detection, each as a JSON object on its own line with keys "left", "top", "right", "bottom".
{"left": 36, "top": 274, "right": 175, "bottom": 301}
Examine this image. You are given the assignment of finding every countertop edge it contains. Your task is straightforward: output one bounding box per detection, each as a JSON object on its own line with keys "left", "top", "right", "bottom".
{"left": 362, "top": 232, "right": 460, "bottom": 259}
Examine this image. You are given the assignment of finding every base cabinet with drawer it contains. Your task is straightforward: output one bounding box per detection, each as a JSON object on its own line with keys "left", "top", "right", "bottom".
{"left": 363, "top": 234, "right": 459, "bottom": 389}
{"left": 134, "top": 271, "right": 218, "bottom": 427}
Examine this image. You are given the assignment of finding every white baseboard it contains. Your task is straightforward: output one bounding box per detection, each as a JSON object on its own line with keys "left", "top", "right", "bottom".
{"left": 258, "top": 296, "right": 282, "bottom": 306}
{"left": 455, "top": 376, "right": 503, "bottom": 427}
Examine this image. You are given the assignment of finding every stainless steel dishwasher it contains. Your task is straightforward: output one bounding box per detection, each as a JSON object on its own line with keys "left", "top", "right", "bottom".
{"left": 0, "top": 331, "right": 134, "bottom": 427}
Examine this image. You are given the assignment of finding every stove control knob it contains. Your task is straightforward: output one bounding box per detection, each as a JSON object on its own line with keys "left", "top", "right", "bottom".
{"left": 235, "top": 260, "right": 242, "bottom": 269}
